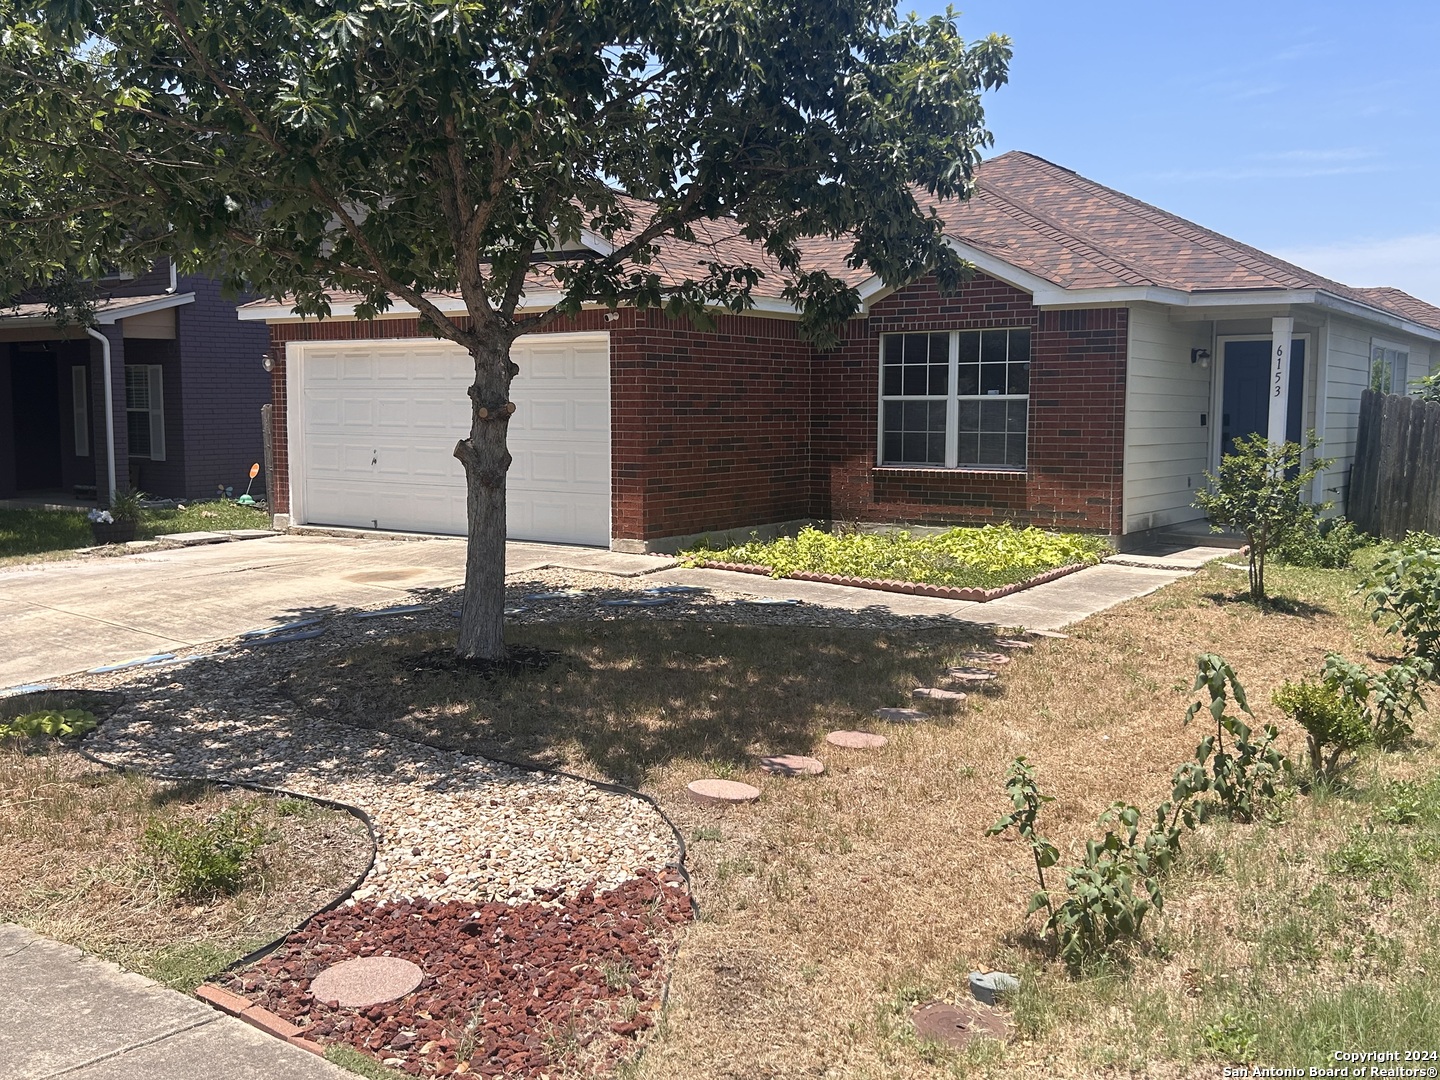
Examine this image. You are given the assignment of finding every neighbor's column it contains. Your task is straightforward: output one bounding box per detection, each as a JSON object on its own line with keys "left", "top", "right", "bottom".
{"left": 1267, "top": 316, "right": 1294, "bottom": 446}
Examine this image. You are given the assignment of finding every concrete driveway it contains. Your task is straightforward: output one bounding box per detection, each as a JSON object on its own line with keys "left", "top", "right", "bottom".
{"left": 0, "top": 533, "right": 665, "bottom": 687}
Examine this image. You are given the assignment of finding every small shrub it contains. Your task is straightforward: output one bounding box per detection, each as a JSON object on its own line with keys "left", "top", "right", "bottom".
{"left": 141, "top": 805, "right": 270, "bottom": 900}
{"left": 1362, "top": 534, "right": 1440, "bottom": 663}
{"left": 1273, "top": 679, "right": 1370, "bottom": 781}
{"left": 1322, "top": 652, "right": 1432, "bottom": 749}
{"left": 1192, "top": 431, "right": 1332, "bottom": 603}
{"left": 0, "top": 708, "right": 97, "bottom": 741}
{"left": 988, "top": 760, "right": 1188, "bottom": 972}
{"left": 1179, "top": 654, "right": 1290, "bottom": 820}
{"left": 1272, "top": 513, "right": 1367, "bottom": 569}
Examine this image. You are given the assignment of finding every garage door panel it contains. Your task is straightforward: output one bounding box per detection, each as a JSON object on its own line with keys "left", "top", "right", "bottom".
{"left": 297, "top": 334, "right": 610, "bottom": 545}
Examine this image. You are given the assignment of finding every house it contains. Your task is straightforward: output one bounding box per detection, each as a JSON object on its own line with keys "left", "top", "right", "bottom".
{"left": 237, "top": 152, "right": 1440, "bottom": 551}
{"left": 0, "top": 260, "right": 272, "bottom": 504}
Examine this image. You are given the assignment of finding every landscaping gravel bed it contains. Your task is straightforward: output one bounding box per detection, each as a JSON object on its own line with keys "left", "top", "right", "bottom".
{"left": 84, "top": 681, "right": 676, "bottom": 907}
{"left": 219, "top": 871, "right": 692, "bottom": 1078}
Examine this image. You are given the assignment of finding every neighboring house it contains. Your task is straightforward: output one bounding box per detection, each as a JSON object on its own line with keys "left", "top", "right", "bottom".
{"left": 238, "top": 152, "right": 1440, "bottom": 550}
{"left": 0, "top": 260, "right": 271, "bottom": 504}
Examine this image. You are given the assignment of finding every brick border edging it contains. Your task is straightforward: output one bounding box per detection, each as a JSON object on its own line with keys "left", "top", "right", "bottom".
{"left": 694, "top": 560, "right": 1090, "bottom": 602}
{"left": 196, "top": 983, "right": 325, "bottom": 1057}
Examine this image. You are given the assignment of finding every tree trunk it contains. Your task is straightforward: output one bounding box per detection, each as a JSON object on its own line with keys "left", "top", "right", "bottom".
{"left": 453, "top": 332, "right": 515, "bottom": 660}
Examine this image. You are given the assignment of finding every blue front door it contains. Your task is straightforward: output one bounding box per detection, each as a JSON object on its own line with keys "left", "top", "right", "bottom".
{"left": 1221, "top": 339, "right": 1306, "bottom": 457}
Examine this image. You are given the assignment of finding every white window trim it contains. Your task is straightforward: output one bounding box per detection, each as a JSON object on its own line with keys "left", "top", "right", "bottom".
{"left": 71, "top": 366, "right": 89, "bottom": 457}
{"left": 875, "top": 328, "right": 1030, "bottom": 472}
{"left": 125, "top": 364, "right": 166, "bottom": 462}
{"left": 1370, "top": 337, "right": 1410, "bottom": 395}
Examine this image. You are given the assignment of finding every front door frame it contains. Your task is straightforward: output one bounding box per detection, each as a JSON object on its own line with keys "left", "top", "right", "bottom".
{"left": 1209, "top": 332, "right": 1313, "bottom": 471}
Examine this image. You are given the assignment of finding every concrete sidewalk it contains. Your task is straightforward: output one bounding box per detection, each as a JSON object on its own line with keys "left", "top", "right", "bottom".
{"left": 0, "top": 924, "right": 347, "bottom": 1080}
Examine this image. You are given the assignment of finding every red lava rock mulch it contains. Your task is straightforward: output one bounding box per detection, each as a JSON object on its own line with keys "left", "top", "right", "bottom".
{"left": 218, "top": 870, "right": 693, "bottom": 1078}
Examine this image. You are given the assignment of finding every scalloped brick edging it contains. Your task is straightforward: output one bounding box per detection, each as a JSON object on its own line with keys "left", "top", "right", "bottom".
{"left": 695, "top": 560, "right": 1089, "bottom": 603}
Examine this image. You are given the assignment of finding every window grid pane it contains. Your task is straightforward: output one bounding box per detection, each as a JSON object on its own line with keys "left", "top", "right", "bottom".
{"left": 881, "top": 329, "right": 1028, "bottom": 470}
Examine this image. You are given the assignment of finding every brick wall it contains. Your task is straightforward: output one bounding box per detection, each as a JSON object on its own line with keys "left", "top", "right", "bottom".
{"left": 266, "top": 308, "right": 813, "bottom": 541}
{"left": 813, "top": 276, "right": 1127, "bottom": 534}
{"left": 262, "top": 275, "right": 1128, "bottom": 542}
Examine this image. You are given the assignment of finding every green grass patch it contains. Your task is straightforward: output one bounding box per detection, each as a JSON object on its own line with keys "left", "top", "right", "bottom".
{"left": 0, "top": 501, "right": 270, "bottom": 564}
{"left": 680, "top": 523, "right": 1110, "bottom": 590}
{"left": 325, "top": 1045, "right": 411, "bottom": 1080}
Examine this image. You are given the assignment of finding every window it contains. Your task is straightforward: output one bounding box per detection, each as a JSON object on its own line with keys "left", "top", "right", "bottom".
{"left": 71, "top": 366, "right": 89, "bottom": 457}
{"left": 1370, "top": 340, "right": 1409, "bottom": 394}
{"left": 880, "top": 328, "right": 1030, "bottom": 470}
{"left": 125, "top": 365, "right": 166, "bottom": 461}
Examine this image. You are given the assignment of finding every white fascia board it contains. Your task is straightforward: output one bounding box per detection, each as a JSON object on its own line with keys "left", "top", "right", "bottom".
{"left": 95, "top": 292, "right": 196, "bottom": 324}
{"left": 1309, "top": 291, "right": 1440, "bottom": 344}
{"left": 576, "top": 229, "right": 616, "bottom": 257}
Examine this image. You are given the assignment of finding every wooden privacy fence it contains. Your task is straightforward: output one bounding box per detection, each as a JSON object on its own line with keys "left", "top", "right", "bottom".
{"left": 1350, "top": 389, "right": 1440, "bottom": 540}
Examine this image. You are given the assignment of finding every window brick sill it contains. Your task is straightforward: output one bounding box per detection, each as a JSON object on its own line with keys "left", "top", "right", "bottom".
{"left": 872, "top": 466, "right": 1027, "bottom": 479}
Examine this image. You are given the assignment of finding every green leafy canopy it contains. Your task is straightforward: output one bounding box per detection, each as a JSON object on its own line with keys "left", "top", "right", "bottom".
{"left": 0, "top": 0, "right": 1011, "bottom": 346}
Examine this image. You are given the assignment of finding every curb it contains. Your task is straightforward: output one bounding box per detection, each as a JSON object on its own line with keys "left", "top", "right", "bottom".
{"left": 696, "top": 560, "right": 1090, "bottom": 602}
{"left": 196, "top": 984, "right": 322, "bottom": 1055}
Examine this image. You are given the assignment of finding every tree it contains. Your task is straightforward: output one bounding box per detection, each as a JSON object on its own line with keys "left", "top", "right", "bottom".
{"left": 0, "top": 0, "right": 1010, "bottom": 658}
{"left": 1193, "top": 432, "right": 1331, "bottom": 603}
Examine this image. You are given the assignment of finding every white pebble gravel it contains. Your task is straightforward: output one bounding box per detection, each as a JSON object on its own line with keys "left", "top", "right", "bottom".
{"left": 85, "top": 685, "right": 677, "bottom": 907}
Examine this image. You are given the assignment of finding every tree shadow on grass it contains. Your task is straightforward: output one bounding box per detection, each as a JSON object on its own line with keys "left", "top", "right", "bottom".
{"left": 278, "top": 615, "right": 994, "bottom": 789}
{"left": 1201, "top": 591, "right": 1332, "bottom": 619}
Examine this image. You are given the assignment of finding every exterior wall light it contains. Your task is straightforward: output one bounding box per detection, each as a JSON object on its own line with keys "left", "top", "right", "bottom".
{"left": 1191, "top": 348, "right": 1211, "bottom": 368}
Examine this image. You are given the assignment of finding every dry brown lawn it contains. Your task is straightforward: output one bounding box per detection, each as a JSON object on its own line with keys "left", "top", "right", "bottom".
{"left": 280, "top": 560, "right": 1439, "bottom": 1079}
{"left": 0, "top": 697, "right": 371, "bottom": 990}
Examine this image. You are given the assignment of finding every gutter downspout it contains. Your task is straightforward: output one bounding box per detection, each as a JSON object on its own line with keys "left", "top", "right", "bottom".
{"left": 86, "top": 326, "right": 117, "bottom": 505}
{"left": 166, "top": 258, "right": 177, "bottom": 294}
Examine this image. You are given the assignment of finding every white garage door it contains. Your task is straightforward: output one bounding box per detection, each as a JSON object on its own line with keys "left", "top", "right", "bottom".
{"left": 291, "top": 333, "right": 610, "bottom": 546}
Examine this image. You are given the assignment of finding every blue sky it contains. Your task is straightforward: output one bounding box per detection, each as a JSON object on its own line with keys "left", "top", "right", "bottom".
{"left": 922, "top": 1, "right": 1440, "bottom": 303}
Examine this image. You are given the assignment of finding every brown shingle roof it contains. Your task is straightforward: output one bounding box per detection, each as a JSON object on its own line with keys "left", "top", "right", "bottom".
{"left": 929, "top": 152, "right": 1440, "bottom": 331}
{"left": 242, "top": 153, "right": 1439, "bottom": 334}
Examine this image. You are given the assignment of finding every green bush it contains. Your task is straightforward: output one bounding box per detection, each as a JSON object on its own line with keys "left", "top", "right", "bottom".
{"left": 0, "top": 708, "right": 97, "bottom": 740}
{"left": 1322, "top": 653, "right": 1432, "bottom": 750}
{"left": 1178, "top": 654, "right": 1291, "bottom": 821}
{"left": 1273, "top": 679, "right": 1371, "bottom": 781}
{"left": 1272, "top": 514, "right": 1367, "bottom": 569}
{"left": 141, "top": 805, "right": 270, "bottom": 900}
{"left": 1192, "top": 432, "right": 1331, "bottom": 603}
{"left": 681, "top": 523, "right": 1110, "bottom": 589}
{"left": 1362, "top": 533, "right": 1440, "bottom": 663}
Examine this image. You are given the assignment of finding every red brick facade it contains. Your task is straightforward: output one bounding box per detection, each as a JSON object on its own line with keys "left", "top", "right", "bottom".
{"left": 814, "top": 278, "right": 1127, "bottom": 534}
{"left": 265, "top": 307, "right": 812, "bottom": 541}
{"left": 263, "top": 272, "right": 1129, "bottom": 543}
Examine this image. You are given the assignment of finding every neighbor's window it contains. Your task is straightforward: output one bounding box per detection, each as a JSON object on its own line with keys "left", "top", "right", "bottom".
{"left": 880, "top": 328, "right": 1030, "bottom": 469}
{"left": 1370, "top": 340, "right": 1409, "bottom": 394}
{"left": 125, "top": 365, "right": 166, "bottom": 461}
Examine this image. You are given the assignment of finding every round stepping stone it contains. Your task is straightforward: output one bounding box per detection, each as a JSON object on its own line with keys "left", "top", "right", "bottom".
{"left": 643, "top": 585, "right": 707, "bottom": 596}
{"left": 826, "top": 730, "right": 887, "bottom": 749}
{"left": 913, "top": 687, "right": 967, "bottom": 704}
{"left": 992, "top": 638, "right": 1034, "bottom": 650}
{"left": 944, "top": 667, "right": 997, "bottom": 684}
{"left": 758, "top": 754, "right": 824, "bottom": 777}
{"left": 955, "top": 651, "right": 1012, "bottom": 666}
{"left": 1025, "top": 629, "right": 1070, "bottom": 639}
{"left": 873, "top": 707, "right": 930, "bottom": 723}
{"left": 912, "top": 1000, "right": 1010, "bottom": 1049}
{"left": 525, "top": 589, "right": 587, "bottom": 601}
{"left": 309, "top": 956, "right": 423, "bottom": 1008}
{"left": 600, "top": 596, "right": 673, "bottom": 607}
{"left": 686, "top": 779, "right": 761, "bottom": 806}
{"left": 739, "top": 596, "right": 801, "bottom": 606}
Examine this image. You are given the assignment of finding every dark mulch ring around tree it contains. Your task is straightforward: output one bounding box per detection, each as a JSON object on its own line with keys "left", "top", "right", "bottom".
{"left": 402, "top": 644, "right": 563, "bottom": 679}
{"left": 219, "top": 870, "right": 693, "bottom": 1078}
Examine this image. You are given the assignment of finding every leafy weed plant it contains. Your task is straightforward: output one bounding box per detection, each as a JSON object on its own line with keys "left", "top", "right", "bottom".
{"left": 141, "top": 805, "right": 271, "bottom": 900}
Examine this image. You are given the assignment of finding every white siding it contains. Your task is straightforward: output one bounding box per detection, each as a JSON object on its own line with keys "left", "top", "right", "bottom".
{"left": 1123, "top": 303, "right": 1214, "bottom": 533}
{"left": 1320, "top": 315, "right": 1373, "bottom": 507}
